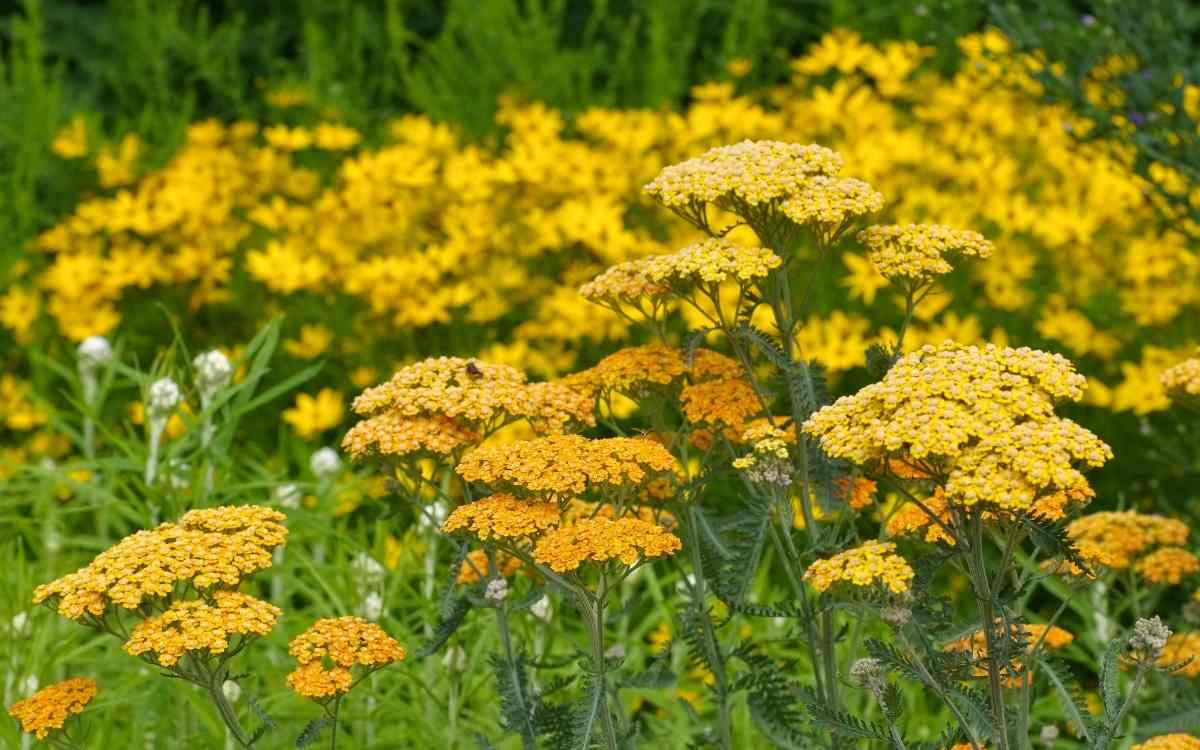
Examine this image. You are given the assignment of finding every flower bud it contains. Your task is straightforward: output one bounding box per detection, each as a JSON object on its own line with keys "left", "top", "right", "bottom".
{"left": 604, "top": 644, "right": 626, "bottom": 661}
{"left": 442, "top": 644, "right": 467, "bottom": 672}
{"left": 1130, "top": 615, "right": 1171, "bottom": 661}
{"left": 309, "top": 447, "right": 341, "bottom": 481}
{"left": 147, "top": 378, "right": 181, "bottom": 418}
{"left": 77, "top": 336, "right": 113, "bottom": 372}
{"left": 222, "top": 679, "right": 242, "bottom": 703}
{"left": 360, "top": 591, "right": 384, "bottom": 621}
{"left": 485, "top": 578, "right": 509, "bottom": 604}
{"left": 849, "top": 657, "right": 885, "bottom": 694}
{"left": 274, "top": 482, "right": 301, "bottom": 509}
{"left": 10, "top": 612, "right": 29, "bottom": 638}
{"left": 193, "top": 350, "right": 232, "bottom": 402}
{"left": 530, "top": 595, "right": 551, "bottom": 622}
{"left": 352, "top": 552, "right": 386, "bottom": 588}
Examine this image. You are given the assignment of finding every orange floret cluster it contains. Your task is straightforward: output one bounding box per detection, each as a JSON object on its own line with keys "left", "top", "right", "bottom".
{"left": 1135, "top": 547, "right": 1200, "bottom": 585}
{"left": 8, "top": 677, "right": 97, "bottom": 740}
{"left": 1134, "top": 737, "right": 1200, "bottom": 750}
{"left": 123, "top": 591, "right": 281, "bottom": 667}
{"left": 456, "top": 434, "right": 676, "bottom": 497}
{"left": 680, "top": 378, "right": 762, "bottom": 434}
{"left": 804, "top": 540, "right": 915, "bottom": 595}
{"left": 532, "top": 516, "right": 681, "bottom": 573}
{"left": 857, "top": 223, "right": 993, "bottom": 285}
{"left": 351, "top": 357, "right": 594, "bottom": 434}
{"left": 834, "top": 476, "right": 878, "bottom": 510}
{"left": 287, "top": 617, "right": 405, "bottom": 700}
{"left": 442, "top": 493, "right": 562, "bottom": 540}
{"left": 945, "top": 623, "right": 1074, "bottom": 687}
{"left": 803, "top": 343, "right": 1111, "bottom": 512}
{"left": 341, "top": 413, "right": 479, "bottom": 460}
{"left": 564, "top": 345, "right": 741, "bottom": 400}
{"left": 886, "top": 490, "right": 956, "bottom": 546}
{"left": 1158, "top": 633, "right": 1200, "bottom": 678}
{"left": 1066, "top": 510, "right": 1190, "bottom": 570}
{"left": 34, "top": 505, "right": 287, "bottom": 620}
{"left": 457, "top": 549, "right": 525, "bottom": 584}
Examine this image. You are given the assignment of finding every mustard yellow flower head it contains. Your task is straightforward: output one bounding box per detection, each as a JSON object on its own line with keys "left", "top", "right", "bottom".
{"left": 1133, "top": 735, "right": 1200, "bottom": 750}
{"left": 1134, "top": 547, "right": 1200, "bottom": 585}
{"left": 1066, "top": 510, "right": 1189, "bottom": 569}
{"left": 858, "top": 224, "right": 993, "bottom": 286}
{"left": 8, "top": 677, "right": 97, "bottom": 740}
{"left": 34, "top": 505, "right": 287, "bottom": 620}
{"left": 442, "top": 493, "right": 561, "bottom": 541}
{"left": 641, "top": 238, "right": 782, "bottom": 288}
{"left": 456, "top": 434, "right": 676, "bottom": 498}
{"left": 680, "top": 378, "right": 762, "bottom": 435}
{"left": 532, "top": 516, "right": 681, "bottom": 573}
{"left": 644, "top": 140, "right": 843, "bottom": 209}
{"left": 564, "top": 345, "right": 740, "bottom": 401}
{"left": 1162, "top": 352, "right": 1200, "bottom": 406}
{"left": 342, "top": 413, "right": 479, "bottom": 461}
{"left": 123, "top": 591, "right": 281, "bottom": 667}
{"left": 579, "top": 260, "right": 667, "bottom": 304}
{"left": 805, "top": 540, "right": 915, "bottom": 595}
{"left": 287, "top": 617, "right": 405, "bottom": 700}
{"left": 803, "top": 343, "right": 1111, "bottom": 513}
{"left": 780, "top": 176, "right": 884, "bottom": 235}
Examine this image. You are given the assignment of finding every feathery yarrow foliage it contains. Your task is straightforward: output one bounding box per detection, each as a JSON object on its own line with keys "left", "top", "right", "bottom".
{"left": 7, "top": 677, "right": 97, "bottom": 740}
{"left": 803, "top": 342, "right": 1112, "bottom": 511}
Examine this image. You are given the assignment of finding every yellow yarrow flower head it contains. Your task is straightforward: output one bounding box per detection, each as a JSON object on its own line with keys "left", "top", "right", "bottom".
{"left": 1158, "top": 633, "right": 1200, "bottom": 678}
{"left": 8, "top": 677, "right": 97, "bottom": 740}
{"left": 1162, "top": 350, "right": 1200, "bottom": 409}
{"left": 1066, "top": 510, "right": 1189, "bottom": 570}
{"left": 1133, "top": 735, "right": 1200, "bottom": 750}
{"left": 123, "top": 591, "right": 281, "bottom": 667}
{"left": 803, "top": 342, "right": 1111, "bottom": 513}
{"left": 781, "top": 176, "right": 884, "bottom": 242}
{"left": 442, "top": 493, "right": 561, "bottom": 541}
{"left": 287, "top": 616, "right": 405, "bottom": 701}
{"left": 456, "top": 549, "right": 525, "bottom": 585}
{"left": 641, "top": 238, "right": 782, "bottom": 288}
{"left": 858, "top": 224, "right": 993, "bottom": 288}
{"left": 532, "top": 516, "right": 681, "bottom": 573}
{"left": 805, "top": 540, "right": 915, "bottom": 595}
{"left": 564, "top": 345, "right": 740, "bottom": 403}
{"left": 342, "top": 413, "right": 479, "bottom": 461}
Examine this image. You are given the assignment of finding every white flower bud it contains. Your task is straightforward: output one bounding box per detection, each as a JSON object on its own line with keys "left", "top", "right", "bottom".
{"left": 1040, "top": 725, "right": 1059, "bottom": 746}
{"left": 193, "top": 350, "right": 232, "bottom": 402}
{"left": 604, "top": 644, "right": 626, "bottom": 661}
{"left": 1130, "top": 615, "right": 1171, "bottom": 660}
{"left": 19, "top": 674, "right": 38, "bottom": 695}
{"left": 10, "top": 612, "right": 29, "bottom": 638}
{"left": 352, "top": 552, "right": 386, "bottom": 588}
{"left": 418, "top": 501, "right": 448, "bottom": 531}
{"left": 274, "top": 482, "right": 301, "bottom": 509}
{"left": 485, "top": 578, "right": 509, "bottom": 604}
{"left": 675, "top": 573, "right": 697, "bottom": 595}
{"left": 441, "top": 645, "right": 467, "bottom": 672}
{"left": 147, "top": 378, "right": 181, "bottom": 418}
{"left": 850, "top": 657, "right": 886, "bottom": 694}
{"left": 530, "top": 595, "right": 551, "bottom": 622}
{"left": 222, "top": 679, "right": 242, "bottom": 703}
{"left": 309, "top": 447, "right": 341, "bottom": 481}
{"left": 77, "top": 336, "right": 113, "bottom": 371}
{"left": 360, "top": 591, "right": 384, "bottom": 621}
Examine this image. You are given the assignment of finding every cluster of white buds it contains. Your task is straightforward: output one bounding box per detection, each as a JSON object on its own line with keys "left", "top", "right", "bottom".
{"left": 144, "top": 377, "right": 182, "bottom": 486}
{"left": 849, "top": 657, "right": 886, "bottom": 696}
{"left": 310, "top": 447, "right": 341, "bottom": 481}
{"left": 193, "top": 350, "right": 232, "bottom": 407}
{"left": 485, "top": 578, "right": 510, "bottom": 604}
{"left": 274, "top": 482, "right": 301, "bottom": 509}
{"left": 442, "top": 645, "right": 468, "bottom": 672}
{"left": 1129, "top": 615, "right": 1171, "bottom": 663}
{"left": 77, "top": 336, "right": 113, "bottom": 376}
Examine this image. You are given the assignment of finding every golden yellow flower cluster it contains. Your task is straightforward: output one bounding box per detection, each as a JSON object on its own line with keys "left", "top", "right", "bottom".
{"left": 578, "top": 261, "right": 667, "bottom": 305}
{"left": 532, "top": 516, "right": 681, "bottom": 573}
{"left": 0, "top": 375, "right": 48, "bottom": 431}
{"left": 1135, "top": 547, "right": 1200, "bottom": 585}
{"left": 1159, "top": 633, "right": 1200, "bottom": 678}
{"left": 457, "top": 549, "right": 525, "bottom": 584}
{"left": 123, "top": 591, "right": 281, "bottom": 667}
{"left": 287, "top": 617, "right": 405, "bottom": 700}
{"left": 350, "top": 357, "right": 593, "bottom": 434}
{"left": 1066, "top": 511, "right": 1190, "bottom": 570}
{"left": 341, "top": 413, "right": 479, "bottom": 461}
{"left": 1133, "top": 736, "right": 1200, "bottom": 750}
{"left": 680, "top": 378, "right": 762, "bottom": 435}
{"left": 8, "top": 677, "right": 97, "bottom": 740}
{"left": 640, "top": 239, "right": 782, "bottom": 287}
{"left": 887, "top": 490, "right": 956, "bottom": 546}
{"left": 780, "top": 176, "right": 884, "bottom": 234}
{"left": 34, "top": 505, "right": 287, "bottom": 620}
{"left": 442, "top": 493, "right": 561, "bottom": 541}
{"left": 456, "top": 434, "right": 676, "bottom": 497}
{"left": 804, "top": 540, "right": 914, "bottom": 595}
{"left": 1162, "top": 352, "right": 1200, "bottom": 405}
{"left": 643, "top": 140, "right": 842, "bottom": 209}
{"left": 803, "top": 343, "right": 1111, "bottom": 512}
{"left": 564, "top": 345, "right": 741, "bottom": 401}
{"left": 857, "top": 224, "right": 993, "bottom": 285}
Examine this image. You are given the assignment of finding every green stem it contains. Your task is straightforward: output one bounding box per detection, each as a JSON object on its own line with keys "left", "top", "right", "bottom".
{"left": 682, "top": 506, "right": 733, "bottom": 750}
{"left": 582, "top": 583, "right": 620, "bottom": 750}
{"left": 766, "top": 520, "right": 827, "bottom": 704}
{"left": 491, "top": 548, "right": 535, "bottom": 750}
{"left": 967, "top": 513, "right": 1011, "bottom": 750}
{"left": 208, "top": 680, "right": 251, "bottom": 748}
{"left": 329, "top": 695, "right": 342, "bottom": 750}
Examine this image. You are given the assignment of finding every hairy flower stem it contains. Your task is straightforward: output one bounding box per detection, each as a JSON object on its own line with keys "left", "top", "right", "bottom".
{"left": 328, "top": 695, "right": 342, "bottom": 750}
{"left": 966, "top": 513, "right": 1011, "bottom": 750}
{"left": 580, "top": 581, "right": 620, "bottom": 750}
{"left": 207, "top": 679, "right": 251, "bottom": 748}
{"left": 681, "top": 507, "right": 733, "bottom": 750}
{"left": 489, "top": 550, "right": 535, "bottom": 750}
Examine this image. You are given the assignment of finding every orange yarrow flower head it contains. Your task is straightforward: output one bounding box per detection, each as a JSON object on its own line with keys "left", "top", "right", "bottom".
{"left": 350, "top": 357, "right": 594, "bottom": 436}
{"left": 8, "top": 677, "right": 97, "bottom": 740}
{"left": 1158, "top": 633, "right": 1200, "bottom": 678}
{"left": 457, "top": 549, "right": 524, "bottom": 585}
{"left": 1066, "top": 510, "right": 1190, "bottom": 570}
{"left": 456, "top": 434, "right": 676, "bottom": 501}
{"left": 34, "top": 505, "right": 287, "bottom": 621}
{"left": 1133, "top": 736, "right": 1200, "bottom": 750}
{"left": 123, "top": 591, "right": 281, "bottom": 667}
{"left": 287, "top": 617, "right": 405, "bottom": 701}
{"left": 803, "top": 343, "right": 1111, "bottom": 514}
{"left": 945, "top": 623, "right": 1074, "bottom": 687}
{"left": 533, "top": 516, "right": 681, "bottom": 573}
{"left": 342, "top": 413, "right": 479, "bottom": 462}
{"left": 564, "top": 345, "right": 742, "bottom": 403}
{"left": 805, "top": 540, "right": 915, "bottom": 595}
{"left": 442, "top": 493, "right": 561, "bottom": 541}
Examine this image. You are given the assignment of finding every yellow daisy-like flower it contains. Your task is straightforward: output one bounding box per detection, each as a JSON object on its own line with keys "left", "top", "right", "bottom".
{"left": 804, "top": 540, "right": 914, "bottom": 595}
{"left": 282, "top": 388, "right": 345, "bottom": 439}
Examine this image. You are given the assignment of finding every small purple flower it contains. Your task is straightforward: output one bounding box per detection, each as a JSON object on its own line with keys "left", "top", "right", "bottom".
{"left": 1081, "top": 14, "right": 1096, "bottom": 27}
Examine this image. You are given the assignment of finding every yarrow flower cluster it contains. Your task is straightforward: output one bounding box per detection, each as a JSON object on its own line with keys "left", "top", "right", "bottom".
{"left": 803, "top": 343, "right": 1112, "bottom": 512}
{"left": 945, "top": 623, "right": 1074, "bottom": 687}
{"left": 732, "top": 423, "right": 792, "bottom": 487}
{"left": 1158, "top": 632, "right": 1200, "bottom": 678}
{"left": 287, "top": 617, "right": 405, "bottom": 700}
{"left": 857, "top": 224, "right": 993, "bottom": 285}
{"left": 123, "top": 591, "right": 281, "bottom": 667}
{"left": 640, "top": 238, "right": 782, "bottom": 287}
{"left": 457, "top": 549, "right": 524, "bottom": 585}
{"left": 680, "top": 377, "right": 763, "bottom": 436}
{"left": 532, "top": 516, "right": 681, "bottom": 573}
{"left": 350, "top": 357, "right": 594, "bottom": 434}
{"left": 34, "top": 505, "right": 287, "bottom": 620}
{"left": 1162, "top": 351, "right": 1200, "bottom": 406}
{"left": 1066, "top": 511, "right": 1190, "bottom": 570}
{"left": 804, "top": 540, "right": 915, "bottom": 595}
{"left": 564, "top": 345, "right": 741, "bottom": 401}
{"left": 442, "top": 493, "right": 561, "bottom": 541}
{"left": 780, "top": 176, "right": 884, "bottom": 233}
{"left": 1133, "top": 736, "right": 1200, "bottom": 750}
{"left": 456, "top": 434, "right": 676, "bottom": 498}
{"left": 341, "top": 413, "right": 479, "bottom": 460}
{"left": 7, "top": 677, "right": 97, "bottom": 740}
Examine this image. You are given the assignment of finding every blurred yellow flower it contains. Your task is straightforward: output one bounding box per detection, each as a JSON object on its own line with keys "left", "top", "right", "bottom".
{"left": 284, "top": 325, "right": 333, "bottom": 359}
{"left": 282, "top": 388, "right": 345, "bottom": 439}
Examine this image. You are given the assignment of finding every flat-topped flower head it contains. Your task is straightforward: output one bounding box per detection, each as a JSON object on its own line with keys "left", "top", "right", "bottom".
{"left": 1162, "top": 352, "right": 1200, "bottom": 407}
{"left": 1134, "top": 736, "right": 1200, "bottom": 750}
{"left": 1135, "top": 547, "right": 1200, "bottom": 585}
{"left": 34, "top": 505, "right": 287, "bottom": 620}
{"left": 641, "top": 238, "right": 782, "bottom": 288}
{"left": 858, "top": 224, "right": 993, "bottom": 286}
{"left": 441, "top": 493, "right": 561, "bottom": 541}
{"left": 351, "top": 357, "right": 593, "bottom": 434}
{"left": 123, "top": 591, "right": 281, "bottom": 667}
{"left": 803, "top": 343, "right": 1111, "bottom": 513}
{"left": 532, "top": 516, "right": 681, "bottom": 573}
{"left": 456, "top": 434, "right": 676, "bottom": 498}
{"left": 342, "top": 413, "right": 479, "bottom": 461}
{"left": 781, "top": 176, "right": 884, "bottom": 236}
{"left": 579, "top": 260, "right": 667, "bottom": 304}
{"left": 733, "top": 423, "right": 793, "bottom": 487}
{"left": 1066, "top": 511, "right": 1189, "bottom": 569}
{"left": 287, "top": 616, "right": 405, "bottom": 700}
{"left": 805, "top": 540, "right": 915, "bottom": 595}
{"left": 565, "top": 345, "right": 741, "bottom": 401}
{"left": 680, "top": 378, "right": 762, "bottom": 435}
{"left": 8, "top": 677, "right": 97, "bottom": 740}
{"left": 644, "top": 140, "right": 843, "bottom": 210}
